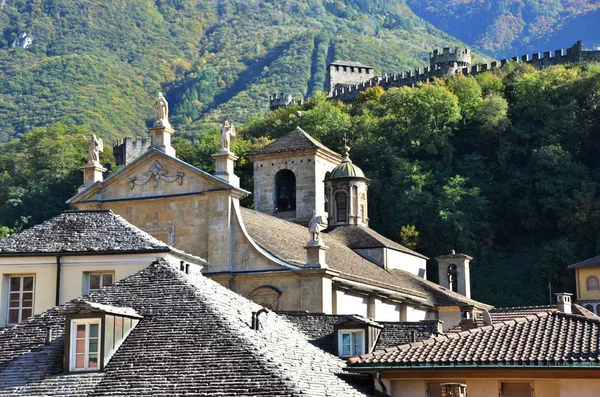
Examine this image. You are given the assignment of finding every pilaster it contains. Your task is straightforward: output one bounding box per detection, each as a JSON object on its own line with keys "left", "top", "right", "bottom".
{"left": 149, "top": 125, "right": 176, "bottom": 157}
{"left": 212, "top": 150, "right": 240, "bottom": 188}
{"left": 79, "top": 164, "right": 106, "bottom": 193}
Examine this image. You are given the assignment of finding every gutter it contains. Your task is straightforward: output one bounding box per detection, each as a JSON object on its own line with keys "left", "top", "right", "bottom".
{"left": 55, "top": 255, "right": 62, "bottom": 306}
{"left": 344, "top": 363, "right": 600, "bottom": 371}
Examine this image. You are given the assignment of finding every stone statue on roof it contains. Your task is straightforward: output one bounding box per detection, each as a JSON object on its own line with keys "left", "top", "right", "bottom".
{"left": 220, "top": 121, "right": 236, "bottom": 152}
{"left": 308, "top": 210, "right": 328, "bottom": 245}
{"left": 153, "top": 92, "right": 170, "bottom": 128}
{"left": 87, "top": 135, "right": 103, "bottom": 166}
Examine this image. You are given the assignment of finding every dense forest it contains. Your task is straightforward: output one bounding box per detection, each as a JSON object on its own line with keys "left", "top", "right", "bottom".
{"left": 407, "top": 0, "right": 600, "bottom": 58}
{"left": 2, "top": 62, "right": 600, "bottom": 308}
{"left": 0, "top": 0, "right": 470, "bottom": 142}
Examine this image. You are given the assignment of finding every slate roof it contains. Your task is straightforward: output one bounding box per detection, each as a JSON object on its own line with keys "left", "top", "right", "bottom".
{"left": 347, "top": 311, "right": 600, "bottom": 368}
{"left": 0, "top": 260, "right": 371, "bottom": 396}
{"left": 0, "top": 210, "right": 204, "bottom": 264}
{"left": 569, "top": 255, "right": 600, "bottom": 269}
{"left": 278, "top": 312, "right": 440, "bottom": 354}
{"left": 327, "top": 225, "right": 428, "bottom": 259}
{"left": 248, "top": 127, "right": 341, "bottom": 158}
{"left": 486, "top": 304, "right": 599, "bottom": 322}
{"left": 239, "top": 207, "right": 490, "bottom": 309}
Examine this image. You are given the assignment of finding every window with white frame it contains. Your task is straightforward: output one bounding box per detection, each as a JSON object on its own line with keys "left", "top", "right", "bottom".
{"left": 87, "top": 272, "right": 114, "bottom": 293}
{"left": 70, "top": 319, "right": 101, "bottom": 371}
{"left": 7, "top": 275, "right": 35, "bottom": 325}
{"left": 338, "top": 329, "right": 364, "bottom": 357}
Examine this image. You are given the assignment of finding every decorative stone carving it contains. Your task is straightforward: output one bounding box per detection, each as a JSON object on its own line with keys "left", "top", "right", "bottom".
{"left": 153, "top": 92, "right": 170, "bottom": 128}
{"left": 240, "top": 251, "right": 250, "bottom": 269}
{"left": 87, "top": 135, "right": 103, "bottom": 166}
{"left": 308, "top": 210, "right": 328, "bottom": 245}
{"left": 219, "top": 121, "right": 236, "bottom": 152}
{"left": 128, "top": 160, "right": 184, "bottom": 189}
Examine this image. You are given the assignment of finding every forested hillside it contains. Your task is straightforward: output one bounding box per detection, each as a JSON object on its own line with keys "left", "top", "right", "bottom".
{"left": 3, "top": 63, "right": 600, "bottom": 307}
{"left": 406, "top": 0, "right": 600, "bottom": 59}
{"left": 0, "top": 0, "right": 470, "bottom": 142}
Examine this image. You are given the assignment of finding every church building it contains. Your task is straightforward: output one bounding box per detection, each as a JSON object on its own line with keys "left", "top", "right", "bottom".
{"left": 64, "top": 97, "right": 488, "bottom": 334}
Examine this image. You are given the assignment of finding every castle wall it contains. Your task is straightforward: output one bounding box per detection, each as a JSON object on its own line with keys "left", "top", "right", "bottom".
{"left": 113, "top": 136, "right": 151, "bottom": 166}
{"left": 328, "top": 64, "right": 374, "bottom": 94}
{"left": 329, "top": 41, "right": 596, "bottom": 104}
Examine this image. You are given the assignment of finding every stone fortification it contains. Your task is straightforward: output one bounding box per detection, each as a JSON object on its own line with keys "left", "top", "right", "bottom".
{"left": 329, "top": 41, "right": 600, "bottom": 103}
{"left": 113, "top": 136, "right": 151, "bottom": 166}
{"left": 269, "top": 92, "right": 304, "bottom": 111}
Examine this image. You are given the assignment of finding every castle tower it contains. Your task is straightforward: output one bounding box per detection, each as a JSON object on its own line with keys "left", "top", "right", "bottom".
{"left": 436, "top": 251, "right": 472, "bottom": 298}
{"left": 247, "top": 127, "right": 342, "bottom": 224}
{"left": 325, "top": 144, "right": 369, "bottom": 227}
{"left": 327, "top": 61, "right": 374, "bottom": 95}
{"left": 429, "top": 47, "right": 471, "bottom": 76}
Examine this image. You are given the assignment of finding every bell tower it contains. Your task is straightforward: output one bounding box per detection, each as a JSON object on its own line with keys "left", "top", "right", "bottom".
{"left": 247, "top": 127, "right": 342, "bottom": 224}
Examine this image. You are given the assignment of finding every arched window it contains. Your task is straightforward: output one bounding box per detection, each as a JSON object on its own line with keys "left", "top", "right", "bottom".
{"left": 335, "top": 192, "right": 347, "bottom": 223}
{"left": 585, "top": 304, "right": 595, "bottom": 313}
{"left": 274, "top": 170, "right": 296, "bottom": 212}
{"left": 447, "top": 264, "right": 458, "bottom": 292}
{"left": 587, "top": 276, "right": 599, "bottom": 291}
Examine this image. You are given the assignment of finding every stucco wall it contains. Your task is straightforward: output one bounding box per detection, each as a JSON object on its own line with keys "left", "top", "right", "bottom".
{"left": 576, "top": 268, "right": 600, "bottom": 300}
{"left": 386, "top": 249, "right": 427, "bottom": 278}
{"left": 405, "top": 306, "right": 428, "bottom": 322}
{"left": 335, "top": 290, "right": 368, "bottom": 317}
{"left": 390, "top": 378, "right": 563, "bottom": 397}
{"left": 375, "top": 299, "right": 401, "bottom": 321}
{"left": 559, "top": 379, "right": 600, "bottom": 396}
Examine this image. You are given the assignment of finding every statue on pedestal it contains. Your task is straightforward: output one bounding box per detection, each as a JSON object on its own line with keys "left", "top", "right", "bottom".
{"left": 308, "top": 210, "right": 328, "bottom": 245}
{"left": 87, "top": 135, "right": 103, "bottom": 166}
{"left": 220, "top": 121, "right": 236, "bottom": 152}
{"left": 153, "top": 92, "right": 170, "bottom": 127}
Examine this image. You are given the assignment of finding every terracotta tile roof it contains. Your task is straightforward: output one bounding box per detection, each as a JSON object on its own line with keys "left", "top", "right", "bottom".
{"left": 326, "top": 226, "right": 428, "bottom": 259}
{"left": 0, "top": 261, "right": 370, "bottom": 396}
{"left": 239, "top": 207, "right": 490, "bottom": 309}
{"left": 569, "top": 255, "right": 600, "bottom": 269}
{"left": 348, "top": 311, "right": 600, "bottom": 367}
{"left": 0, "top": 210, "right": 169, "bottom": 255}
{"left": 248, "top": 127, "right": 341, "bottom": 158}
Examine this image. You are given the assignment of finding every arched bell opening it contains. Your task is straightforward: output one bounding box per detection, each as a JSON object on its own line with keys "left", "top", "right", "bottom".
{"left": 274, "top": 169, "right": 296, "bottom": 212}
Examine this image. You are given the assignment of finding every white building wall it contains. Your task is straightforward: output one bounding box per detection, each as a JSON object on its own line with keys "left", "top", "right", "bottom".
{"left": 335, "top": 290, "right": 368, "bottom": 317}
{"left": 405, "top": 305, "right": 428, "bottom": 321}
{"left": 386, "top": 249, "right": 427, "bottom": 278}
{"left": 375, "top": 299, "right": 401, "bottom": 321}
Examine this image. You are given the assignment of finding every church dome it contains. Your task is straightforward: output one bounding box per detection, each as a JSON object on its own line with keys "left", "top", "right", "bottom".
{"left": 329, "top": 145, "right": 366, "bottom": 179}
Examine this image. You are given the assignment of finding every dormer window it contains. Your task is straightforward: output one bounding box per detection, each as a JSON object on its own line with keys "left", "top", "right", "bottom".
{"left": 339, "top": 329, "right": 364, "bottom": 357}
{"left": 63, "top": 301, "right": 142, "bottom": 373}
{"left": 71, "top": 319, "right": 101, "bottom": 371}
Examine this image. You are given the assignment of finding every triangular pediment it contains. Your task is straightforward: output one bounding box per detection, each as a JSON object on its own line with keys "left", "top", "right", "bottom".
{"left": 69, "top": 149, "right": 243, "bottom": 204}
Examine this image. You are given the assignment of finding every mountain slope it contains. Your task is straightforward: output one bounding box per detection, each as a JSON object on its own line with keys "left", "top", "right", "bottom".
{"left": 0, "top": 0, "right": 480, "bottom": 141}
{"left": 405, "top": 0, "right": 600, "bottom": 59}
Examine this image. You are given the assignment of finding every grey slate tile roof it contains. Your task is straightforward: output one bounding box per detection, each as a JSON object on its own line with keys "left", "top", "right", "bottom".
{"left": 486, "top": 304, "right": 599, "bottom": 322}
{"left": 240, "top": 207, "right": 490, "bottom": 309}
{"left": 569, "top": 254, "right": 600, "bottom": 269}
{"left": 0, "top": 260, "right": 370, "bottom": 396}
{"left": 0, "top": 210, "right": 205, "bottom": 264}
{"left": 348, "top": 311, "right": 600, "bottom": 368}
{"left": 279, "top": 312, "right": 440, "bottom": 354}
{"left": 327, "top": 225, "right": 428, "bottom": 259}
{"left": 248, "top": 127, "right": 341, "bottom": 157}
{"left": 0, "top": 210, "right": 169, "bottom": 254}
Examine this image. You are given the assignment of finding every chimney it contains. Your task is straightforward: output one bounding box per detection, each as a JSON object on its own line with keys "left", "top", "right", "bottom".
{"left": 555, "top": 292, "right": 573, "bottom": 314}
{"left": 435, "top": 251, "right": 473, "bottom": 298}
{"left": 441, "top": 383, "right": 467, "bottom": 397}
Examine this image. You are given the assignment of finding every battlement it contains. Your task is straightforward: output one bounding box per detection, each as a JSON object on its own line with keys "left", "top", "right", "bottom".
{"left": 269, "top": 93, "right": 304, "bottom": 111}
{"left": 113, "top": 136, "right": 151, "bottom": 166}
{"left": 327, "top": 41, "right": 599, "bottom": 104}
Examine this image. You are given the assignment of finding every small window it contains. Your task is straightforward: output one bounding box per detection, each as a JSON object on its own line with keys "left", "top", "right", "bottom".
{"left": 447, "top": 264, "right": 458, "bottom": 292}
{"left": 87, "top": 272, "right": 114, "bottom": 293}
{"left": 587, "top": 276, "right": 599, "bottom": 291}
{"left": 7, "top": 275, "right": 35, "bottom": 325}
{"left": 70, "top": 319, "right": 101, "bottom": 371}
{"left": 335, "top": 192, "right": 347, "bottom": 223}
{"left": 338, "top": 329, "right": 364, "bottom": 357}
{"left": 585, "top": 304, "right": 594, "bottom": 313}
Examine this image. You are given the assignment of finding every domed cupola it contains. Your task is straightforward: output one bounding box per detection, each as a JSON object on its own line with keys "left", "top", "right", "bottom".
{"left": 325, "top": 144, "right": 369, "bottom": 227}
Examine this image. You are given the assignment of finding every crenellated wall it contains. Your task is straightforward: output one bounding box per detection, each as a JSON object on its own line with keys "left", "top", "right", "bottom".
{"left": 113, "top": 136, "right": 151, "bottom": 166}
{"left": 269, "top": 92, "right": 304, "bottom": 111}
{"left": 329, "top": 41, "right": 599, "bottom": 103}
